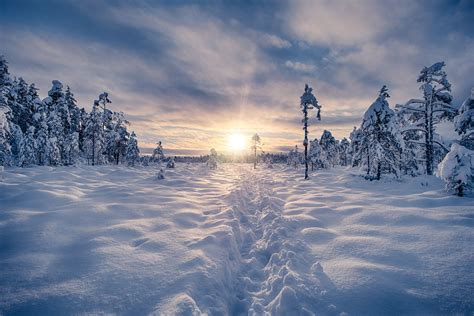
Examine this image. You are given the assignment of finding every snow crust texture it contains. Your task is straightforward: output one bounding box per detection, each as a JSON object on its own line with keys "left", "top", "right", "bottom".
{"left": 1, "top": 164, "right": 473, "bottom": 315}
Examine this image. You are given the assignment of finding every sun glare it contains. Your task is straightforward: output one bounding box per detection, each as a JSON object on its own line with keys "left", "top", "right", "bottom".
{"left": 227, "top": 133, "right": 247, "bottom": 152}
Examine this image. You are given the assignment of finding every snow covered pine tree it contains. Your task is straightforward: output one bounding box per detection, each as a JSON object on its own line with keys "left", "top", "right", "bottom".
{"left": 152, "top": 141, "right": 165, "bottom": 164}
{"left": 126, "top": 131, "right": 140, "bottom": 166}
{"left": 207, "top": 148, "right": 218, "bottom": 169}
{"left": 357, "top": 86, "right": 402, "bottom": 180}
{"left": 396, "top": 62, "right": 456, "bottom": 175}
{"left": 308, "top": 139, "right": 322, "bottom": 171}
{"left": 319, "top": 130, "right": 339, "bottom": 168}
{"left": 84, "top": 98, "right": 105, "bottom": 165}
{"left": 300, "top": 84, "right": 321, "bottom": 179}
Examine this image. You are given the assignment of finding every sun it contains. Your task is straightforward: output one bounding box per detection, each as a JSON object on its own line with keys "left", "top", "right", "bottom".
{"left": 227, "top": 133, "right": 247, "bottom": 152}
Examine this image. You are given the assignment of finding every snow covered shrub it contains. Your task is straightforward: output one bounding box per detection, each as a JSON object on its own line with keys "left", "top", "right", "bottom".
{"left": 166, "top": 158, "right": 175, "bottom": 169}
{"left": 156, "top": 168, "right": 165, "bottom": 180}
{"left": 438, "top": 143, "right": 474, "bottom": 196}
{"left": 207, "top": 148, "right": 218, "bottom": 169}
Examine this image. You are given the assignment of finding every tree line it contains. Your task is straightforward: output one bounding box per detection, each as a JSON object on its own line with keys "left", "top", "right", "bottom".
{"left": 293, "top": 62, "right": 473, "bottom": 195}
{"left": 0, "top": 56, "right": 140, "bottom": 168}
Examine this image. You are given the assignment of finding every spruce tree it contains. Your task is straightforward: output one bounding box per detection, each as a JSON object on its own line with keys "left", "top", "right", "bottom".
{"left": 338, "top": 137, "right": 351, "bottom": 166}
{"left": 152, "top": 141, "right": 165, "bottom": 164}
{"left": 319, "top": 130, "right": 338, "bottom": 168}
{"left": 84, "top": 101, "right": 105, "bottom": 165}
{"left": 19, "top": 126, "right": 37, "bottom": 167}
{"left": 358, "top": 86, "right": 402, "bottom": 180}
{"left": 125, "top": 131, "right": 140, "bottom": 166}
{"left": 0, "top": 104, "right": 11, "bottom": 167}
{"left": 308, "top": 139, "right": 322, "bottom": 170}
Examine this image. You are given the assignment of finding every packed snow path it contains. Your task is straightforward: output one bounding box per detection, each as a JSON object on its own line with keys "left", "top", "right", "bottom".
{"left": 1, "top": 164, "right": 473, "bottom": 315}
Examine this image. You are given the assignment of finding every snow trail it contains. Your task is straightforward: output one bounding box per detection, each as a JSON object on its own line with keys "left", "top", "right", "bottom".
{"left": 223, "top": 167, "right": 339, "bottom": 315}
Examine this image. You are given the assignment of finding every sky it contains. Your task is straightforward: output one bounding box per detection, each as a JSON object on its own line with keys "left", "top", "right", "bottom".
{"left": 1, "top": 0, "right": 473, "bottom": 155}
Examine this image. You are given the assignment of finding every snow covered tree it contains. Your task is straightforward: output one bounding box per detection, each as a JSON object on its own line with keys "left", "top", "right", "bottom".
{"left": 251, "top": 133, "right": 261, "bottom": 169}
{"left": 358, "top": 86, "right": 402, "bottom": 180}
{"left": 19, "top": 126, "right": 36, "bottom": 167}
{"left": 64, "top": 132, "right": 80, "bottom": 165}
{"left": 0, "top": 56, "right": 12, "bottom": 90}
{"left": 438, "top": 143, "right": 473, "bottom": 196}
{"left": 300, "top": 84, "right": 321, "bottom": 179}
{"left": 207, "top": 148, "right": 218, "bottom": 169}
{"left": 9, "top": 77, "right": 34, "bottom": 133}
{"left": 125, "top": 131, "right": 140, "bottom": 166}
{"left": 0, "top": 104, "right": 11, "bottom": 167}
{"left": 455, "top": 88, "right": 474, "bottom": 150}
{"left": 47, "top": 137, "right": 61, "bottom": 166}
{"left": 104, "top": 111, "right": 129, "bottom": 164}
{"left": 349, "top": 127, "right": 363, "bottom": 167}
{"left": 65, "top": 86, "right": 80, "bottom": 132}
{"left": 287, "top": 145, "right": 300, "bottom": 168}
{"left": 152, "top": 141, "right": 165, "bottom": 163}
{"left": 319, "top": 130, "right": 338, "bottom": 168}
{"left": 396, "top": 62, "right": 457, "bottom": 175}
{"left": 308, "top": 139, "right": 322, "bottom": 170}
{"left": 35, "top": 119, "right": 49, "bottom": 165}
{"left": 84, "top": 100, "right": 105, "bottom": 165}
{"left": 9, "top": 123, "right": 23, "bottom": 165}
{"left": 338, "top": 137, "right": 351, "bottom": 166}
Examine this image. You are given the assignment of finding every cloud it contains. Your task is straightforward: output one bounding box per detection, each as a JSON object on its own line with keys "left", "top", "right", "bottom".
{"left": 284, "top": 0, "right": 411, "bottom": 46}
{"left": 1, "top": 0, "right": 472, "bottom": 155}
{"left": 260, "top": 33, "right": 292, "bottom": 48}
{"left": 285, "top": 60, "right": 316, "bottom": 73}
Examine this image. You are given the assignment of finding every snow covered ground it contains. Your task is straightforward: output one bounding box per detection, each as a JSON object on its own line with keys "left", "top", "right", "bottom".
{"left": 1, "top": 164, "right": 473, "bottom": 315}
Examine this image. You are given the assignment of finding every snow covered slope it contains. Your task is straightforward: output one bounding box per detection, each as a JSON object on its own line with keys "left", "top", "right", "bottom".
{"left": 0, "top": 164, "right": 473, "bottom": 315}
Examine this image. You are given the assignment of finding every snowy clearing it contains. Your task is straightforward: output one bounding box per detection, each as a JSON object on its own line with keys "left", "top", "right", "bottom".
{"left": 1, "top": 164, "right": 473, "bottom": 315}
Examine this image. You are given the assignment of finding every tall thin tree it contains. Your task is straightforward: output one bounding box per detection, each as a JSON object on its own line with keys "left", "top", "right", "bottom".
{"left": 300, "top": 84, "right": 321, "bottom": 179}
{"left": 251, "top": 133, "right": 261, "bottom": 169}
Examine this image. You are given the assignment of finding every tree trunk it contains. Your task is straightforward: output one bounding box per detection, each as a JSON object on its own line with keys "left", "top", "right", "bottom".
{"left": 92, "top": 134, "right": 95, "bottom": 166}
{"left": 366, "top": 148, "right": 371, "bottom": 176}
{"left": 254, "top": 142, "right": 257, "bottom": 169}
{"left": 303, "top": 108, "right": 309, "bottom": 180}
{"left": 425, "top": 93, "right": 434, "bottom": 175}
